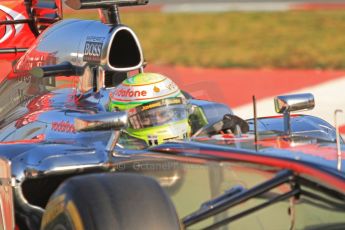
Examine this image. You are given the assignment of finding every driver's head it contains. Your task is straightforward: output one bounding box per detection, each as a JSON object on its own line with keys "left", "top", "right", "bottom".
{"left": 109, "top": 72, "right": 191, "bottom": 146}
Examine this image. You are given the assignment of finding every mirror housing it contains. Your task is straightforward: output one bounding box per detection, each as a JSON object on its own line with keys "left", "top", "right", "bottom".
{"left": 274, "top": 93, "right": 315, "bottom": 114}
{"left": 74, "top": 111, "right": 127, "bottom": 132}
{"left": 75, "top": 111, "right": 128, "bottom": 152}
{"left": 274, "top": 93, "right": 315, "bottom": 135}
{"left": 30, "top": 62, "right": 82, "bottom": 78}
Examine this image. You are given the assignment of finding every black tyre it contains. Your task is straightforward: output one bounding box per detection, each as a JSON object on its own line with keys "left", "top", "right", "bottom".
{"left": 40, "top": 173, "right": 180, "bottom": 230}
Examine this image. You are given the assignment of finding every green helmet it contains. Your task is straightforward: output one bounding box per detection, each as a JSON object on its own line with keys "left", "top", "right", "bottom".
{"left": 109, "top": 72, "right": 191, "bottom": 146}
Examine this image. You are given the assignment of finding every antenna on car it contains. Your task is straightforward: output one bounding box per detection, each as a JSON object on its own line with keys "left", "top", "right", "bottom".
{"left": 334, "top": 109, "right": 343, "bottom": 171}
{"left": 252, "top": 95, "right": 259, "bottom": 150}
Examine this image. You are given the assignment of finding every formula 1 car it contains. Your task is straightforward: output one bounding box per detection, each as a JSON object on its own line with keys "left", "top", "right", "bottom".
{"left": 0, "top": 0, "right": 345, "bottom": 229}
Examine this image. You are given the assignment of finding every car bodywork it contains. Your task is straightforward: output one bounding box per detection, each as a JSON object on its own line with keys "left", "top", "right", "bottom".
{"left": 0, "top": 0, "right": 345, "bottom": 229}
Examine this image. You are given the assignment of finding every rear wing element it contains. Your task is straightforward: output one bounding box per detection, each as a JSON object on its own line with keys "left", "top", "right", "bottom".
{"left": 65, "top": 0, "right": 148, "bottom": 25}
{"left": 65, "top": 0, "right": 148, "bottom": 9}
{"left": 0, "top": 0, "right": 62, "bottom": 61}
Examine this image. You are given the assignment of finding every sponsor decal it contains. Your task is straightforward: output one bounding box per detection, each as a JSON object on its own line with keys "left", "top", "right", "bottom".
{"left": 140, "top": 98, "right": 182, "bottom": 111}
{"left": 148, "top": 135, "right": 158, "bottom": 146}
{"left": 83, "top": 36, "right": 105, "bottom": 63}
{"left": 138, "top": 98, "right": 182, "bottom": 112}
{"left": 141, "top": 101, "right": 162, "bottom": 111}
{"left": 52, "top": 121, "right": 76, "bottom": 133}
{"left": 112, "top": 88, "right": 147, "bottom": 98}
{"left": 110, "top": 78, "right": 180, "bottom": 102}
{"left": 40, "top": 195, "right": 65, "bottom": 228}
{"left": 167, "top": 98, "right": 183, "bottom": 104}
{"left": 66, "top": 201, "right": 85, "bottom": 230}
{"left": 153, "top": 86, "right": 160, "bottom": 92}
{"left": 166, "top": 81, "right": 178, "bottom": 91}
{"left": 0, "top": 5, "right": 25, "bottom": 43}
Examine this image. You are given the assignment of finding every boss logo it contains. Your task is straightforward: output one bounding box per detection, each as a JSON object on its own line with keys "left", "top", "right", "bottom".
{"left": 83, "top": 36, "right": 105, "bottom": 63}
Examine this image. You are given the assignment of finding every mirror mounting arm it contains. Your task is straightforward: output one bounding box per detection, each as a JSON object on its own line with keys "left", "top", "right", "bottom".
{"left": 274, "top": 93, "right": 315, "bottom": 136}
{"left": 106, "top": 131, "right": 121, "bottom": 152}
{"left": 283, "top": 110, "right": 291, "bottom": 135}
{"left": 100, "top": 4, "right": 121, "bottom": 26}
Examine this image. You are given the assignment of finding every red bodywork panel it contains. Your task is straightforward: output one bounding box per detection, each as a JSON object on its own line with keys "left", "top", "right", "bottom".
{"left": 0, "top": 1, "right": 36, "bottom": 59}
{"left": 0, "top": 1, "right": 36, "bottom": 85}
{"left": 0, "top": 0, "right": 63, "bottom": 83}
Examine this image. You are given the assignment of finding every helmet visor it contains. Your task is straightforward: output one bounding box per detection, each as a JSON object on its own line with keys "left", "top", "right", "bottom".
{"left": 128, "top": 98, "right": 188, "bottom": 129}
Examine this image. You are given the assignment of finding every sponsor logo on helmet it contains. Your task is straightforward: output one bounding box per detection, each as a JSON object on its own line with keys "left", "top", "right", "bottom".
{"left": 166, "top": 81, "right": 178, "bottom": 91}
{"left": 112, "top": 88, "right": 147, "bottom": 98}
{"left": 153, "top": 86, "right": 160, "bottom": 92}
{"left": 141, "top": 101, "right": 162, "bottom": 111}
{"left": 141, "top": 98, "right": 183, "bottom": 111}
{"left": 110, "top": 74, "right": 180, "bottom": 103}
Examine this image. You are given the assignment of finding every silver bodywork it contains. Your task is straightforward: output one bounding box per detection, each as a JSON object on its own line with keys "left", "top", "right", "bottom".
{"left": 0, "top": 1, "right": 344, "bottom": 229}
{"left": 16, "top": 19, "right": 144, "bottom": 80}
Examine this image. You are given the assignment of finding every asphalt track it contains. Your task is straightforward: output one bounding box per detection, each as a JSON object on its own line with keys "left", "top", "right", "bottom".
{"left": 146, "top": 65, "right": 345, "bottom": 135}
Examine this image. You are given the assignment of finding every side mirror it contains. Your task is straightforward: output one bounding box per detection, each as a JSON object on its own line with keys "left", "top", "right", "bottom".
{"left": 274, "top": 93, "right": 315, "bottom": 135}
{"left": 74, "top": 111, "right": 127, "bottom": 132}
{"left": 75, "top": 111, "right": 128, "bottom": 152}
{"left": 274, "top": 93, "right": 315, "bottom": 114}
{"left": 30, "top": 62, "right": 82, "bottom": 78}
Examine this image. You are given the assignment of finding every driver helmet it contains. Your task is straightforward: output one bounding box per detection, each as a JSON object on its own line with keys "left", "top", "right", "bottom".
{"left": 109, "top": 72, "right": 191, "bottom": 146}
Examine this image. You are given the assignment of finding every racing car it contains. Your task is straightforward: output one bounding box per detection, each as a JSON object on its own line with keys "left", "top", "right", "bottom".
{"left": 0, "top": 0, "right": 345, "bottom": 229}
